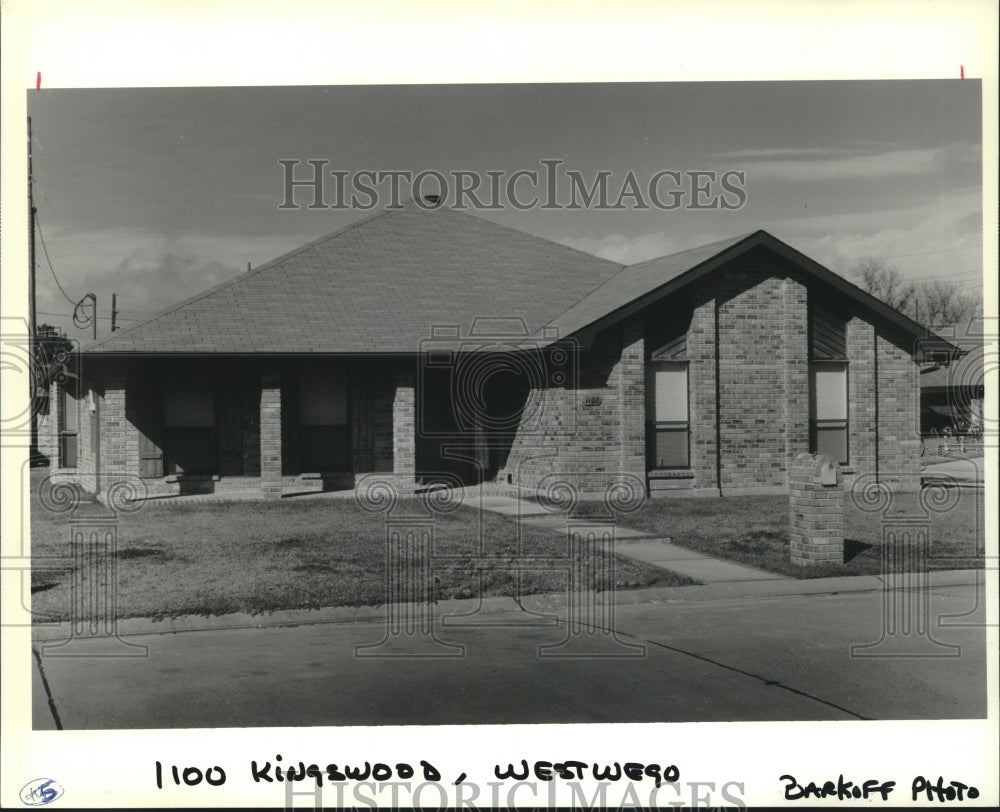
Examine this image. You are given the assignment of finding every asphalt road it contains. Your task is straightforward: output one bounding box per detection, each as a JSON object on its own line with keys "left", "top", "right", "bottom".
{"left": 32, "top": 582, "right": 987, "bottom": 729}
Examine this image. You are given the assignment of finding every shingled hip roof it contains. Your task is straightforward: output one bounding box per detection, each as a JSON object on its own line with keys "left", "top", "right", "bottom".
{"left": 84, "top": 202, "right": 954, "bottom": 356}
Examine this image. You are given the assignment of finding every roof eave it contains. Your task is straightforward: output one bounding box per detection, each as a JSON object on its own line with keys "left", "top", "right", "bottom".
{"left": 557, "top": 230, "right": 964, "bottom": 357}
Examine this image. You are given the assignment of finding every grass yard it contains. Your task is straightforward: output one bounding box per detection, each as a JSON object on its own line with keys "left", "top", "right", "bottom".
{"left": 28, "top": 470, "right": 693, "bottom": 622}
{"left": 609, "top": 491, "right": 986, "bottom": 579}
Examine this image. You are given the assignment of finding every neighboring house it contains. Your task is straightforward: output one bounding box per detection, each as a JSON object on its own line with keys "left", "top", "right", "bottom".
{"left": 42, "top": 199, "right": 953, "bottom": 499}
{"left": 917, "top": 320, "right": 986, "bottom": 435}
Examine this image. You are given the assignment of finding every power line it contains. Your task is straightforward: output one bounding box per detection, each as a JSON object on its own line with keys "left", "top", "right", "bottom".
{"left": 38, "top": 310, "right": 138, "bottom": 322}
{"left": 881, "top": 245, "right": 982, "bottom": 260}
{"left": 34, "top": 212, "right": 78, "bottom": 307}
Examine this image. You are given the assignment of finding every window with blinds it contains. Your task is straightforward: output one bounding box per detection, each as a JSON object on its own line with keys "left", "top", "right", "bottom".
{"left": 646, "top": 361, "right": 689, "bottom": 469}
{"left": 808, "top": 301, "right": 849, "bottom": 463}
{"left": 58, "top": 383, "right": 79, "bottom": 468}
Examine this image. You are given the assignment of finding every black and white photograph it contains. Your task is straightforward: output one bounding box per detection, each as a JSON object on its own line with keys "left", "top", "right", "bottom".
{"left": 2, "top": 2, "right": 997, "bottom": 809}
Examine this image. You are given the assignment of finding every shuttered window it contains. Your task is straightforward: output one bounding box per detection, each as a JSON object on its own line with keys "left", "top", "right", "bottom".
{"left": 646, "top": 362, "right": 689, "bottom": 469}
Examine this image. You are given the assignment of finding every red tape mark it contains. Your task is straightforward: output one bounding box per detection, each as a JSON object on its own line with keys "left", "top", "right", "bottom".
{"left": 36, "top": 71, "right": 41, "bottom": 89}
{"left": 960, "top": 65, "right": 965, "bottom": 79}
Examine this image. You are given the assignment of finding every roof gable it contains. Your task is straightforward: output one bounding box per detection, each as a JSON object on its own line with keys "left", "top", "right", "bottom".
{"left": 543, "top": 230, "right": 956, "bottom": 352}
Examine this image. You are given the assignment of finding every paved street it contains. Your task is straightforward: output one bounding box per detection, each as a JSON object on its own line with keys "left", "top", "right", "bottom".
{"left": 33, "top": 576, "right": 988, "bottom": 729}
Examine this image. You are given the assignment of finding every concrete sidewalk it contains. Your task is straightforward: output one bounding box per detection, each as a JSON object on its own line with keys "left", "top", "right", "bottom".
{"left": 478, "top": 494, "right": 791, "bottom": 584}
{"left": 32, "top": 576, "right": 988, "bottom": 729}
{"left": 922, "top": 456, "right": 985, "bottom": 487}
{"left": 29, "top": 491, "right": 989, "bottom": 729}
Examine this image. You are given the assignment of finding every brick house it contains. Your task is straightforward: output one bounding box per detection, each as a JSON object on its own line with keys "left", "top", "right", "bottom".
{"left": 39, "top": 200, "right": 949, "bottom": 499}
{"left": 917, "top": 319, "right": 985, "bottom": 436}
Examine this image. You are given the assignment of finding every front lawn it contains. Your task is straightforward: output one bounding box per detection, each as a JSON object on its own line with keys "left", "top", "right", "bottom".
{"left": 29, "top": 471, "right": 693, "bottom": 621}
{"left": 610, "top": 491, "right": 986, "bottom": 579}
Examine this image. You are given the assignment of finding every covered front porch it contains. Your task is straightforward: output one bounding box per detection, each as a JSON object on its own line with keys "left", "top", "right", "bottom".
{"left": 62, "top": 357, "right": 413, "bottom": 498}
{"left": 59, "top": 354, "right": 528, "bottom": 499}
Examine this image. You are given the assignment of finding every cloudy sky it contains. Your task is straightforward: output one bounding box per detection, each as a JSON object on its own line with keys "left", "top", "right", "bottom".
{"left": 26, "top": 81, "right": 983, "bottom": 341}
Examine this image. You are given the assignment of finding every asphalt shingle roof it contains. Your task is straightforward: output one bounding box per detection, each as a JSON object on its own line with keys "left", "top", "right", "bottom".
{"left": 87, "top": 202, "right": 623, "bottom": 354}
{"left": 544, "top": 233, "right": 752, "bottom": 339}
{"left": 85, "top": 203, "right": 955, "bottom": 356}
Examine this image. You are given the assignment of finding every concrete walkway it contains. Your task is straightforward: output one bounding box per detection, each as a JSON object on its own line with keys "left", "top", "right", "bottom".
{"left": 922, "top": 455, "right": 985, "bottom": 487}
{"left": 477, "top": 495, "right": 788, "bottom": 584}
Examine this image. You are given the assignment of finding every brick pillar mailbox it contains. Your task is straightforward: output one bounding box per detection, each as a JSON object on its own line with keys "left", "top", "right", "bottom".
{"left": 789, "top": 452, "right": 844, "bottom": 565}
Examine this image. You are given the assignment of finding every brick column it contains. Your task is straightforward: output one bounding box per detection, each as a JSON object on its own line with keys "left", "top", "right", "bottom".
{"left": 688, "top": 294, "right": 719, "bottom": 493}
{"left": 260, "top": 369, "right": 282, "bottom": 498}
{"left": 616, "top": 315, "right": 646, "bottom": 485}
{"left": 782, "top": 278, "right": 809, "bottom": 475}
{"left": 101, "top": 375, "right": 129, "bottom": 477}
{"left": 789, "top": 452, "right": 845, "bottom": 565}
{"left": 847, "top": 316, "right": 876, "bottom": 481}
{"left": 392, "top": 373, "right": 416, "bottom": 493}
{"left": 876, "top": 333, "right": 922, "bottom": 492}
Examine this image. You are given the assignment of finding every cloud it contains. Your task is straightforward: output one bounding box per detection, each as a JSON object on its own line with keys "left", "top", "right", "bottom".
{"left": 713, "top": 147, "right": 857, "bottom": 160}
{"left": 732, "top": 140, "right": 980, "bottom": 183}
{"left": 558, "top": 231, "right": 736, "bottom": 265}
{"left": 33, "top": 226, "right": 315, "bottom": 335}
{"left": 771, "top": 188, "right": 985, "bottom": 283}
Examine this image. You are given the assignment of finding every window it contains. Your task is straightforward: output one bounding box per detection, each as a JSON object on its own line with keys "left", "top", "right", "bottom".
{"left": 58, "top": 383, "right": 79, "bottom": 468}
{"left": 163, "top": 380, "right": 216, "bottom": 474}
{"left": 808, "top": 301, "right": 850, "bottom": 464}
{"left": 647, "top": 362, "right": 689, "bottom": 469}
{"left": 299, "top": 371, "right": 349, "bottom": 471}
{"left": 809, "top": 361, "right": 848, "bottom": 464}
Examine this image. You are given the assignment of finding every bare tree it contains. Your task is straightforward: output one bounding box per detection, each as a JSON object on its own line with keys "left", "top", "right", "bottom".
{"left": 853, "top": 258, "right": 983, "bottom": 326}
{"left": 915, "top": 279, "right": 982, "bottom": 326}
{"left": 854, "top": 257, "right": 918, "bottom": 317}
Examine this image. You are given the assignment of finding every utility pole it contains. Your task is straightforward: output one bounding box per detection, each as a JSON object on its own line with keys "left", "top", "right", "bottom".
{"left": 111, "top": 292, "right": 118, "bottom": 332}
{"left": 28, "top": 117, "right": 37, "bottom": 341}
{"left": 28, "top": 116, "right": 39, "bottom": 461}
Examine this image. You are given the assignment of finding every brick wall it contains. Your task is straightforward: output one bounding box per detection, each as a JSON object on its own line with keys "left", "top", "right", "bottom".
{"left": 504, "top": 255, "right": 921, "bottom": 500}
{"left": 715, "top": 261, "right": 804, "bottom": 493}
{"left": 844, "top": 316, "right": 921, "bottom": 492}
{"left": 504, "top": 315, "right": 645, "bottom": 495}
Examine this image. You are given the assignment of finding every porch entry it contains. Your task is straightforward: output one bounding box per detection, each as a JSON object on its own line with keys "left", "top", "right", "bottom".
{"left": 415, "top": 359, "right": 530, "bottom": 487}
{"left": 135, "top": 366, "right": 353, "bottom": 479}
